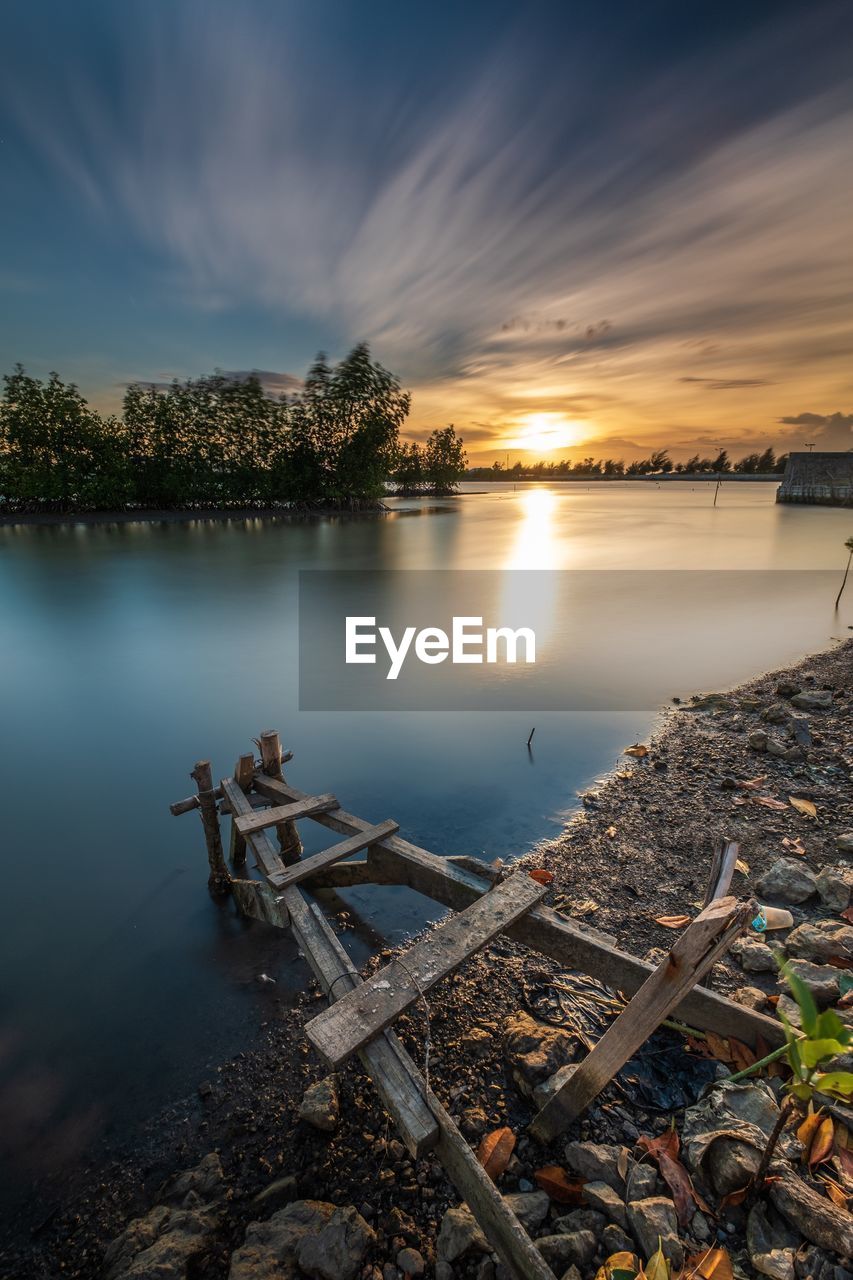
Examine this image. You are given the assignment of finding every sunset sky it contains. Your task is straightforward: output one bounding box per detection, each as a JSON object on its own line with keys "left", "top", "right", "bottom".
{"left": 2, "top": 0, "right": 852, "bottom": 463}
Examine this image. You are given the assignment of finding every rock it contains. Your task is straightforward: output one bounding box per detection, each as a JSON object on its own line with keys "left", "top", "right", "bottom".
{"left": 252, "top": 1175, "right": 299, "bottom": 1212}
{"left": 627, "top": 1164, "right": 659, "bottom": 1199}
{"left": 560, "top": 1267, "right": 583, "bottom": 1280}
{"left": 296, "top": 1206, "right": 375, "bottom": 1280}
{"left": 396, "top": 1247, "right": 426, "bottom": 1277}
{"left": 437, "top": 1206, "right": 489, "bottom": 1263}
{"left": 749, "top": 730, "right": 769, "bottom": 751}
{"left": 602, "top": 1224, "right": 635, "bottom": 1255}
{"left": 462, "top": 1026, "right": 492, "bottom": 1057}
{"left": 503, "top": 1012, "right": 576, "bottom": 1097}
{"left": 837, "top": 833, "right": 853, "bottom": 854}
{"left": 790, "top": 690, "right": 832, "bottom": 710}
{"left": 779, "top": 959, "right": 840, "bottom": 1008}
{"left": 776, "top": 994, "right": 803, "bottom": 1029}
{"left": 582, "top": 1181, "right": 628, "bottom": 1229}
{"left": 790, "top": 716, "right": 811, "bottom": 748}
{"left": 816, "top": 865, "right": 852, "bottom": 912}
{"left": 229, "top": 1201, "right": 336, "bottom": 1280}
{"left": 785, "top": 920, "right": 853, "bottom": 963}
{"left": 298, "top": 1076, "right": 340, "bottom": 1133}
{"left": 763, "top": 702, "right": 791, "bottom": 724}
{"left": 747, "top": 1203, "right": 801, "bottom": 1280}
{"left": 158, "top": 1153, "right": 225, "bottom": 1206}
{"left": 459, "top": 1106, "right": 490, "bottom": 1138}
{"left": 104, "top": 1201, "right": 219, "bottom": 1280}
{"left": 776, "top": 681, "right": 801, "bottom": 698}
{"left": 501, "top": 1191, "right": 550, "bottom": 1232}
{"left": 563, "top": 1142, "right": 625, "bottom": 1192}
{"left": 769, "top": 1168, "right": 853, "bottom": 1255}
{"left": 435, "top": 1265, "right": 454, "bottom": 1280}
{"left": 627, "top": 1198, "right": 683, "bottom": 1269}
{"left": 730, "top": 937, "right": 777, "bottom": 973}
{"left": 535, "top": 1231, "right": 597, "bottom": 1271}
{"left": 553, "top": 1209, "right": 607, "bottom": 1235}
{"left": 767, "top": 738, "right": 791, "bottom": 758}
{"left": 733, "top": 985, "right": 768, "bottom": 1010}
{"left": 755, "top": 859, "right": 817, "bottom": 905}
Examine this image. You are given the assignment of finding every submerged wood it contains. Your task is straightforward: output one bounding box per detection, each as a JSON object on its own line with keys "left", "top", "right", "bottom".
{"left": 529, "top": 894, "right": 753, "bottom": 1141}
{"left": 306, "top": 873, "right": 546, "bottom": 1069}
{"left": 220, "top": 777, "right": 289, "bottom": 883}
{"left": 260, "top": 730, "right": 302, "bottom": 862}
{"left": 267, "top": 819, "right": 399, "bottom": 891}
{"left": 253, "top": 773, "right": 784, "bottom": 1048}
{"left": 234, "top": 793, "right": 340, "bottom": 838}
{"left": 229, "top": 752, "right": 256, "bottom": 867}
{"left": 191, "top": 760, "right": 229, "bottom": 895}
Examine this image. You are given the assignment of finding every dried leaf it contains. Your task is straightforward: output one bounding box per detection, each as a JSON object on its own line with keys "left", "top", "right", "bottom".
{"left": 594, "top": 1252, "right": 640, "bottom": 1280}
{"left": 728, "top": 1039, "right": 757, "bottom": 1072}
{"left": 655, "top": 914, "right": 691, "bottom": 929}
{"left": 824, "top": 1178, "right": 849, "bottom": 1209}
{"left": 834, "top": 1121, "right": 851, "bottom": 1150}
{"left": 754, "top": 795, "right": 788, "bottom": 810}
{"left": 683, "top": 1248, "right": 734, "bottom": 1280}
{"left": 809, "top": 1116, "right": 835, "bottom": 1167}
{"left": 842, "top": 906, "right": 853, "bottom": 925}
{"left": 797, "top": 1107, "right": 824, "bottom": 1153}
{"left": 617, "top": 1146, "right": 630, "bottom": 1182}
{"left": 658, "top": 1151, "right": 710, "bottom": 1225}
{"left": 534, "top": 1165, "right": 586, "bottom": 1204}
{"left": 789, "top": 796, "right": 817, "bottom": 818}
{"left": 528, "top": 869, "right": 554, "bottom": 886}
{"left": 645, "top": 1245, "right": 671, "bottom": 1280}
{"left": 477, "top": 1127, "right": 515, "bottom": 1182}
{"left": 705, "top": 1031, "right": 733, "bottom": 1064}
{"left": 782, "top": 836, "right": 807, "bottom": 857}
{"left": 718, "top": 1184, "right": 751, "bottom": 1208}
{"left": 738, "top": 775, "right": 768, "bottom": 790}
{"left": 624, "top": 744, "right": 649, "bottom": 757}
{"left": 735, "top": 858, "right": 750, "bottom": 875}
{"left": 637, "top": 1129, "right": 680, "bottom": 1162}
{"left": 606, "top": 825, "right": 618, "bottom": 838}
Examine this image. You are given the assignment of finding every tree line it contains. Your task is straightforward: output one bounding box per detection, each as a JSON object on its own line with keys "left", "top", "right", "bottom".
{"left": 0, "top": 345, "right": 467, "bottom": 513}
{"left": 468, "top": 446, "right": 788, "bottom": 480}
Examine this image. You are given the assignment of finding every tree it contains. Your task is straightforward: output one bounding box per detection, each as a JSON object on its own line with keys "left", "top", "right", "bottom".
{"left": 835, "top": 535, "right": 853, "bottom": 609}
{"left": 422, "top": 425, "right": 466, "bottom": 493}
{"left": 391, "top": 441, "right": 425, "bottom": 493}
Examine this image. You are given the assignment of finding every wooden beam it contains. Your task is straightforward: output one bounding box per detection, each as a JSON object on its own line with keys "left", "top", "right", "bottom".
{"left": 529, "top": 895, "right": 752, "bottom": 1141}
{"left": 267, "top": 820, "right": 399, "bottom": 891}
{"left": 235, "top": 793, "right": 340, "bottom": 838}
{"left": 191, "top": 760, "right": 230, "bottom": 895}
{"left": 305, "top": 874, "right": 546, "bottom": 1069}
{"left": 253, "top": 774, "right": 784, "bottom": 1048}
{"left": 308, "top": 858, "right": 377, "bottom": 890}
{"left": 228, "top": 753, "right": 256, "bottom": 868}
{"left": 259, "top": 730, "right": 301, "bottom": 862}
{"left": 220, "top": 777, "right": 289, "bottom": 885}
{"left": 704, "top": 836, "right": 739, "bottom": 907}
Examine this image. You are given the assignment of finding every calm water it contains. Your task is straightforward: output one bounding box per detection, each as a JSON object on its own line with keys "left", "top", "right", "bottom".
{"left": 0, "top": 481, "right": 850, "bottom": 1213}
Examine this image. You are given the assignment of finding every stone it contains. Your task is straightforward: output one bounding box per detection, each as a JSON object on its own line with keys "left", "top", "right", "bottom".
{"left": 435, "top": 1265, "right": 454, "bottom": 1280}
{"left": 779, "top": 959, "right": 840, "bottom": 1008}
{"left": 535, "top": 1231, "right": 597, "bottom": 1271}
{"left": 298, "top": 1076, "right": 340, "bottom": 1133}
{"left": 563, "top": 1142, "right": 625, "bottom": 1192}
{"left": 767, "top": 738, "right": 791, "bottom": 758}
{"left": 296, "top": 1206, "right": 375, "bottom": 1280}
{"left": 627, "top": 1198, "right": 683, "bottom": 1269}
{"left": 747, "top": 1203, "right": 800, "bottom": 1280}
{"left": 462, "top": 1026, "right": 492, "bottom": 1057}
{"left": 790, "top": 716, "right": 811, "bottom": 748}
{"left": 733, "top": 986, "right": 768, "bottom": 1010}
{"left": 602, "top": 1224, "right": 635, "bottom": 1255}
{"left": 755, "top": 859, "right": 817, "bottom": 904}
{"left": 776, "top": 681, "right": 801, "bottom": 698}
{"left": 748, "top": 730, "right": 769, "bottom": 751}
{"left": 553, "top": 1209, "right": 607, "bottom": 1235}
{"left": 785, "top": 920, "right": 853, "bottom": 963}
{"left": 762, "top": 702, "right": 790, "bottom": 724}
{"left": 252, "top": 1175, "right": 299, "bottom": 1212}
{"left": 560, "top": 1268, "right": 583, "bottom": 1280}
{"left": 158, "top": 1152, "right": 225, "bottom": 1206}
{"left": 730, "top": 937, "right": 777, "bottom": 973}
{"left": 501, "top": 1191, "right": 550, "bottom": 1232}
{"left": 769, "top": 1168, "right": 853, "bottom": 1256}
{"left": 396, "top": 1247, "right": 426, "bottom": 1277}
{"left": 104, "top": 1201, "right": 219, "bottom": 1280}
{"left": 816, "top": 865, "right": 852, "bottom": 912}
{"left": 790, "top": 690, "right": 832, "bottom": 710}
{"left": 837, "top": 833, "right": 853, "bottom": 854}
{"left": 627, "top": 1164, "right": 660, "bottom": 1199}
{"left": 459, "top": 1106, "right": 490, "bottom": 1138}
{"left": 503, "top": 1012, "right": 576, "bottom": 1097}
{"left": 229, "top": 1201, "right": 336, "bottom": 1280}
{"left": 582, "top": 1181, "right": 628, "bottom": 1229}
{"left": 437, "top": 1206, "right": 489, "bottom": 1263}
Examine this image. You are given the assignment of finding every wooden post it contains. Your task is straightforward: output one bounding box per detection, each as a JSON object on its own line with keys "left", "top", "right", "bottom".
{"left": 528, "top": 895, "right": 752, "bottom": 1141}
{"left": 191, "top": 759, "right": 230, "bottom": 896}
{"left": 259, "top": 730, "right": 302, "bottom": 864}
{"left": 228, "top": 752, "right": 255, "bottom": 868}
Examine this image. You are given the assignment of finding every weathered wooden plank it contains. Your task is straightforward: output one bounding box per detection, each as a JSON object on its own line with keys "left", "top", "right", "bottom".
{"left": 305, "top": 874, "right": 547, "bottom": 1069}
{"left": 253, "top": 775, "right": 785, "bottom": 1048}
{"left": 220, "top": 777, "right": 288, "bottom": 884}
{"left": 529, "top": 895, "right": 752, "bottom": 1141}
{"left": 235, "top": 793, "right": 339, "bottom": 838}
{"left": 267, "top": 819, "right": 399, "bottom": 890}
{"left": 260, "top": 729, "right": 301, "bottom": 861}
{"left": 228, "top": 753, "right": 257, "bottom": 868}
{"left": 192, "top": 760, "right": 230, "bottom": 895}
{"left": 704, "top": 836, "right": 740, "bottom": 906}
{"left": 231, "top": 877, "right": 288, "bottom": 927}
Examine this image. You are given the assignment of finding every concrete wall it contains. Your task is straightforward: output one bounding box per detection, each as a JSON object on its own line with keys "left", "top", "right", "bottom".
{"left": 777, "top": 452, "right": 853, "bottom": 507}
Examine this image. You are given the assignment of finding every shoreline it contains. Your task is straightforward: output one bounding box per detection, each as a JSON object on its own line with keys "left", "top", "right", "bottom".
{"left": 4, "top": 638, "right": 851, "bottom": 1279}
{"left": 0, "top": 502, "right": 394, "bottom": 529}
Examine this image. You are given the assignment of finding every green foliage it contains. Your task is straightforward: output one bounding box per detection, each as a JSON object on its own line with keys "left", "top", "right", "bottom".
{"left": 390, "top": 424, "right": 467, "bottom": 494}
{"left": 777, "top": 956, "right": 853, "bottom": 1102}
{"left": 0, "top": 346, "right": 416, "bottom": 512}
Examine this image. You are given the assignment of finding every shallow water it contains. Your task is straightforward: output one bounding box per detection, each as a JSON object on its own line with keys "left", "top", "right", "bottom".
{"left": 0, "top": 481, "right": 849, "bottom": 1210}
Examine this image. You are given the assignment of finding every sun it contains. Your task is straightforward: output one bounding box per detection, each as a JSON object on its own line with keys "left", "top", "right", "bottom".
{"left": 502, "top": 412, "right": 589, "bottom": 454}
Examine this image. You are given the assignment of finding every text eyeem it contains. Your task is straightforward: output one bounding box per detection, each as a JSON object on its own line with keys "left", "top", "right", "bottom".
{"left": 346, "top": 616, "right": 536, "bottom": 681}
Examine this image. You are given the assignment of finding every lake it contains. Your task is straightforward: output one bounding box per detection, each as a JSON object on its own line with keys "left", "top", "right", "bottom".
{"left": 0, "top": 480, "right": 850, "bottom": 1213}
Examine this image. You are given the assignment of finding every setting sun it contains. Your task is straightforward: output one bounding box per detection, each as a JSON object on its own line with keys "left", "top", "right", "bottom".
{"left": 503, "top": 412, "right": 589, "bottom": 454}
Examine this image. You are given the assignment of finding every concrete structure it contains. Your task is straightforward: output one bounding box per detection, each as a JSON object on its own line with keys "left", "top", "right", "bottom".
{"left": 777, "top": 452, "right": 853, "bottom": 507}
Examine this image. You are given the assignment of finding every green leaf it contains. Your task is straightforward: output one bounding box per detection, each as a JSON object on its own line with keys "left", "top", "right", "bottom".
{"left": 815, "top": 1009, "right": 852, "bottom": 1045}
{"left": 789, "top": 1081, "right": 813, "bottom": 1101}
{"left": 780, "top": 959, "right": 819, "bottom": 1036}
{"left": 800, "top": 1038, "right": 848, "bottom": 1068}
{"left": 814, "top": 1071, "right": 853, "bottom": 1099}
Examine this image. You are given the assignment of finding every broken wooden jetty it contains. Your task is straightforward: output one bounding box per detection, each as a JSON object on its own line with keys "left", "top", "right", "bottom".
{"left": 171, "top": 731, "right": 784, "bottom": 1280}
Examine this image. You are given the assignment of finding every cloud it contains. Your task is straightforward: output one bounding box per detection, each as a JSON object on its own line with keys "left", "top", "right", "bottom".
{"left": 124, "top": 369, "right": 300, "bottom": 397}
{"left": 678, "top": 377, "right": 772, "bottom": 390}
{"left": 778, "top": 411, "right": 853, "bottom": 449}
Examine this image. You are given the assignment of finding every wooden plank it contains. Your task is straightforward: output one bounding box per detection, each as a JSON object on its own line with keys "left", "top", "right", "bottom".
{"left": 529, "top": 895, "right": 752, "bottom": 1141}
{"left": 704, "top": 836, "right": 739, "bottom": 906}
{"left": 228, "top": 753, "right": 257, "bottom": 868}
{"left": 191, "top": 760, "right": 230, "bottom": 895}
{"left": 260, "top": 729, "right": 301, "bottom": 861}
{"left": 252, "top": 775, "right": 785, "bottom": 1048}
{"left": 220, "top": 777, "right": 288, "bottom": 884}
{"left": 305, "top": 874, "right": 547, "bottom": 1069}
{"left": 267, "top": 819, "right": 399, "bottom": 890}
{"left": 235, "top": 793, "right": 339, "bottom": 838}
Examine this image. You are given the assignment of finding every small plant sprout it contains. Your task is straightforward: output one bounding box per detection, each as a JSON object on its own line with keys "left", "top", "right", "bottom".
{"left": 752, "top": 956, "right": 853, "bottom": 1191}
{"left": 836, "top": 536, "right": 853, "bottom": 610}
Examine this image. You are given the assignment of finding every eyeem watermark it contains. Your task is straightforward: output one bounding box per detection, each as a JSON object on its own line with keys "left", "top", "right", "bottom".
{"left": 345, "top": 616, "right": 536, "bottom": 680}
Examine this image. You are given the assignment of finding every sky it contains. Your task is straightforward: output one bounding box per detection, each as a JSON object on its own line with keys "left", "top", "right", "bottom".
{"left": 1, "top": 0, "right": 852, "bottom": 464}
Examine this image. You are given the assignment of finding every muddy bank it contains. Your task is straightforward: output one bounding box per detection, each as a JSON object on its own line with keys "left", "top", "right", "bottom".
{"left": 3, "top": 640, "right": 851, "bottom": 1280}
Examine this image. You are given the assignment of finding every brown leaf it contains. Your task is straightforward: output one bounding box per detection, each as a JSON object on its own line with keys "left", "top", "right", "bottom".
{"left": 534, "top": 1165, "right": 586, "bottom": 1204}
{"left": 782, "top": 836, "right": 807, "bottom": 857}
{"left": 704, "top": 1031, "right": 733, "bottom": 1064}
{"left": 528, "top": 869, "right": 554, "bottom": 885}
{"left": 718, "top": 1184, "right": 751, "bottom": 1208}
{"left": 738, "top": 775, "right": 768, "bottom": 790}
{"left": 823, "top": 1177, "right": 849, "bottom": 1209}
{"left": 789, "top": 796, "right": 817, "bottom": 818}
{"left": 594, "top": 1252, "right": 640, "bottom": 1280}
{"left": 835, "top": 1146, "right": 853, "bottom": 1180}
{"left": 605, "top": 825, "right": 618, "bottom": 838}
{"left": 637, "top": 1129, "right": 680, "bottom": 1162}
{"left": 728, "top": 1039, "right": 757, "bottom": 1072}
{"left": 654, "top": 914, "right": 691, "bottom": 929}
{"left": 658, "top": 1151, "right": 710, "bottom": 1225}
{"left": 624, "top": 744, "right": 649, "bottom": 757}
{"left": 735, "top": 858, "right": 751, "bottom": 875}
{"left": 477, "top": 1127, "right": 515, "bottom": 1182}
{"left": 842, "top": 906, "right": 853, "bottom": 925}
{"left": 617, "top": 1146, "right": 630, "bottom": 1182}
{"left": 683, "top": 1247, "right": 734, "bottom": 1280}
{"left": 809, "top": 1116, "right": 835, "bottom": 1167}
{"left": 754, "top": 795, "right": 789, "bottom": 810}
{"left": 797, "top": 1107, "right": 824, "bottom": 1153}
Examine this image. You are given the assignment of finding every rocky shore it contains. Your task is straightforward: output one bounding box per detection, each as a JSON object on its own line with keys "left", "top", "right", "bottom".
{"left": 3, "top": 640, "right": 852, "bottom": 1280}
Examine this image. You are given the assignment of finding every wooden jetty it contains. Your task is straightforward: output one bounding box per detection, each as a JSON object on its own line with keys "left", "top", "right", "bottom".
{"left": 171, "top": 734, "right": 783, "bottom": 1280}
